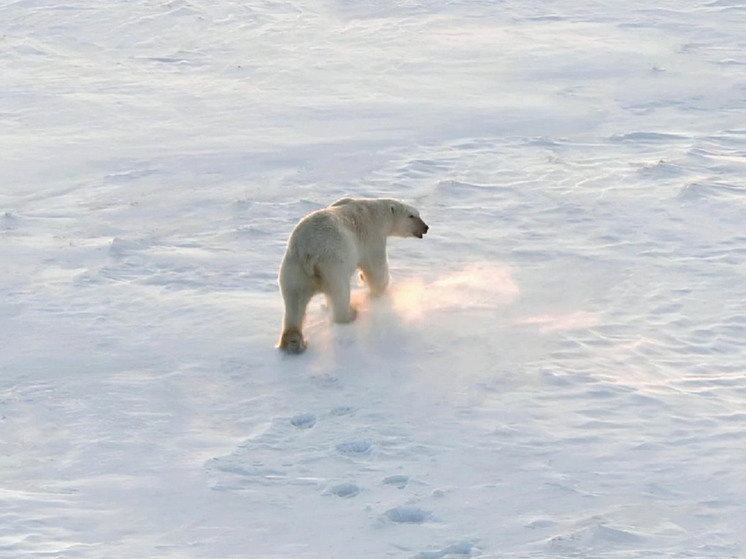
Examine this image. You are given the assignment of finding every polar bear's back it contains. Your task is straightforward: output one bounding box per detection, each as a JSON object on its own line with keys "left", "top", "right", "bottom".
{"left": 287, "top": 209, "right": 359, "bottom": 274}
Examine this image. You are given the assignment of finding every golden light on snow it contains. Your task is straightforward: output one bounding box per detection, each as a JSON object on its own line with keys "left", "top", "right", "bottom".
{"left": 390, "top": 264, "right": 520, "bottom": 322}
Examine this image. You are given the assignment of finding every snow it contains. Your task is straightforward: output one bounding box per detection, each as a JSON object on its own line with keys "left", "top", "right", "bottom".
{"left": 2, "top": 1, "right": 746, "bottom": 557}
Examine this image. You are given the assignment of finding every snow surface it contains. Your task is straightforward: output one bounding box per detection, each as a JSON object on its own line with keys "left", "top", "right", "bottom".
{"left": 2, "top": 1, "right": 746, "bottom": 558}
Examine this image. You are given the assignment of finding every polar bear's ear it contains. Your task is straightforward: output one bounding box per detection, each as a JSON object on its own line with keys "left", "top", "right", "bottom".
{"left": 331, "top": 197, "right": 353, "bottom": 207}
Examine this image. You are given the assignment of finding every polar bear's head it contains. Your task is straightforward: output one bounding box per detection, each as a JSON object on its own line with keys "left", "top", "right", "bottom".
{"left": 389, "top": 201, "right": 429, "bottom": 239}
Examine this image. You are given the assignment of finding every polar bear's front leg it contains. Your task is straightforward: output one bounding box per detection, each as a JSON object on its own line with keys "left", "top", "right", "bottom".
{"left": 360, "top": 268, "right": 389, "bottom": 296}
{"left": 359, "top": 259, "right": 389, "bottom": 297}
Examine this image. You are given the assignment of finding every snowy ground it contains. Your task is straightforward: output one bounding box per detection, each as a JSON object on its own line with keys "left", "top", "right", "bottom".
{"left": 2, "top": 1, "right": 746, "bottom": 557}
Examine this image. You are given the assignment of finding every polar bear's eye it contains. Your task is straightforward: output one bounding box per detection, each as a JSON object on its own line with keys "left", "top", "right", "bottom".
{"left": 408, "top": 214, "right": 415, "bottom": 219}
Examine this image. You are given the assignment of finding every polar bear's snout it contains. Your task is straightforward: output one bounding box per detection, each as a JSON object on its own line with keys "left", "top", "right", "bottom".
{"left": 414, "top": 217, "right": 429, "bottom": 239}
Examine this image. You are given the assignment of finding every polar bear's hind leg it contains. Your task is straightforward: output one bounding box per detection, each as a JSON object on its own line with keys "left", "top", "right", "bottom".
{"left": 278, "top": 326, "right": 306, "bottom": 354}
{"left": 278, "top": 278, "right": 314, "bottom": 353}
{"left": 323, "top": 269, "right": 358, "bottom": 324}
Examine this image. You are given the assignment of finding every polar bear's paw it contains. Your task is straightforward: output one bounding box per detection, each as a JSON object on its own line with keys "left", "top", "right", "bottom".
{"left": 346, "top": 305, "right": 359, "bottom": 323}
{"left": 278, "top": 327, "right": 307, "bottom": 354}
{"left": 334, "top": 305, "right": 358, "bottom": 324}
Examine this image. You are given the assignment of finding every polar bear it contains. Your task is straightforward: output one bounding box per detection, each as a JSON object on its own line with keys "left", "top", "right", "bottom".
{"left": 277, "top": 197, "right": 429, "bottom": 353}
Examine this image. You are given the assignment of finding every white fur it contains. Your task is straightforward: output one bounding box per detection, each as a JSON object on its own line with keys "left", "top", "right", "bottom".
{"left": 277, "top": 197, "right": 428, "bottom": 353}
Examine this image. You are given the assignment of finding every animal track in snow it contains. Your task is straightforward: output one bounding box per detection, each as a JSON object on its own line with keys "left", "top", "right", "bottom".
{"left": 290, "top": 413, "right": 316, "bottom": 429}
{"left": 382, "top": 474, "right": 409, "bottom": 489}
{"left": 384, "top": 507, "right": 432, "bottom": 524}
{"left": 336, "top": 440, "right": 372, "bottom": 455}
{"left": 412, "top": 541, "right": 476, "bottom": 559}
{"left": 329, "top": 406, "right": 356, "bottom": 416}
{"left": 325, "top": 482, "right": 361, "bottom": 498}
